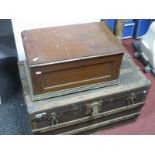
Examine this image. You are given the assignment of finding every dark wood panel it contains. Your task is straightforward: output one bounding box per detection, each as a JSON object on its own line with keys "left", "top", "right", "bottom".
{"left": 43, "top": 62, "right": 112, "bottom": 87}
{"left": 30, "top": 54, "right": 123, "bottom": 95}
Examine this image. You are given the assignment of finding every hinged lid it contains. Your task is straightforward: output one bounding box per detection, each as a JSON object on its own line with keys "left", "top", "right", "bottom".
{"left": 21, "top": 22, "right": 125, "bottom": 67}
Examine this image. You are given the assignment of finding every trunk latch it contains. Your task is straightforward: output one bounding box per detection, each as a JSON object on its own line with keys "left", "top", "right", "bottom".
{"left": 48, "top": 112, "right": 59, "bottom": 126}
{"left": 127, "top": 93, "right": 136, "bottom": 105}
{"left": 35, "top": 112, "right": 47, "bottom": 122}
{"left": 86, "top": 101, "right": 102, "bottom": 117}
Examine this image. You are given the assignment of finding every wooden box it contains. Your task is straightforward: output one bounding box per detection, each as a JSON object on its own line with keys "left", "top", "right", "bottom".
{"left": 18, "top": 53, "right": 151, "bottom": 134}
{"left": 21, "top": 22, "right": 124, "bottom": 100}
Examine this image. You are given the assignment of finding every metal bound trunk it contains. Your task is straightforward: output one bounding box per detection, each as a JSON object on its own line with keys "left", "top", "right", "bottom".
{"left": 19, "top": 53, "right": 151, "bottom": 134}
{"left": 21, "top": 22, "right": 124, "bottom": 101}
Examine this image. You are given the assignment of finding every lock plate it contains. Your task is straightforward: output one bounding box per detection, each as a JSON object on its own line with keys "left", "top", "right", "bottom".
{"left": 48, "top": 112, "right": 59, "bottom": 126}
{"left": 86, "top": 101, "right": 102, "bottom": 116}
{"left": 35, "top": 112, "right": 47, "bottom": 122}
{"left": 127, "top": 93, "right": 136, "bottom": 105}
{"left": 34, "top": 111, "right": 59, "bottom": 127}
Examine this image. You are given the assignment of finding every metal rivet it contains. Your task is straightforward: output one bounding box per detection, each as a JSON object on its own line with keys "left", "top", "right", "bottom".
{"left": 33, "top": 58, "right": 39, "bottom": 62}
{"left": 36, "top": 71, "right": 42, "bottom": 75}
{"left": 143, "top": 90, "right": 147, "bottom": 94}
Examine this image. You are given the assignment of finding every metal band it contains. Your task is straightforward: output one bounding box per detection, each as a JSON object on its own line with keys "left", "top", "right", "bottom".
{"left": 60, "top": 112, "right": 139, "bottom": 135}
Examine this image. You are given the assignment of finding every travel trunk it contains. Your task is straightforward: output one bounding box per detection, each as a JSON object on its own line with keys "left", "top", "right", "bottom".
{"left": 21, "top": 22, "right": 124, "bottom": 101}
{"left": 19, "top": 53, "right": 151, "bottom": 134}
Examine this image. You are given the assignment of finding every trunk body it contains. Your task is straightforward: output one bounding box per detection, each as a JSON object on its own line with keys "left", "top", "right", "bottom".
{"left": 18, "top": 53, "right": 151, "bottom": 134}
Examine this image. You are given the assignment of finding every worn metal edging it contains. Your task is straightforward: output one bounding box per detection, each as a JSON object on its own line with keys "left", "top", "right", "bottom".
{"left": 61, "top": 112, "right": 139, "bottom": 135}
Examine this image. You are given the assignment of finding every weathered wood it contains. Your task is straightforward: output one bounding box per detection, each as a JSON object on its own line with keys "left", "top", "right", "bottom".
{"left": 18, "top": 54, "right": 151, "bottom": 134}
{"left": 114, "top": 19, "right": 125, "bottom": 41}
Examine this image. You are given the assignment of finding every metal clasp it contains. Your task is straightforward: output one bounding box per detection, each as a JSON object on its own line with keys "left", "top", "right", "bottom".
{"left": 35, "top": 112, "right": 47, "bottom": 122}
{"left": 127, "top": 93, "right": 136, "bottom": 105}
{"left": 92, "top": 104, "right": 99, "bottom": 117}
{"left": 48, "top": 112, "right": 59, "bottom": 126}
{"left": 86, "top": 101, "right": 102, "bottom": 117}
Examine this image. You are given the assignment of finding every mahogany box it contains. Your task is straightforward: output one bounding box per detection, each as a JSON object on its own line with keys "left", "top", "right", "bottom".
{"left": 21, "top": 22, "right": 124, "bottom": 101}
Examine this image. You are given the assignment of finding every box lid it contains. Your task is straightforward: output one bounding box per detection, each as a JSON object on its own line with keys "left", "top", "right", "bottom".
{"left": 21, "top": 22, "right": 125, "bottom": 67}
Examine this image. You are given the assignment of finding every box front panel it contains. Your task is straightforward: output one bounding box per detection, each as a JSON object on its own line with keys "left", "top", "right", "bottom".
{"left": 43, "top": 61, "right": 113, "bottom": 89}
{"left": 30, "top": 54, "right": 123, "bottom": 95}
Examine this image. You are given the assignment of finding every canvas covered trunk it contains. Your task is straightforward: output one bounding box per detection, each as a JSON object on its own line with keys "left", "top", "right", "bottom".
{"left": 18, "top": 53, "right": 151, "bottom": 134}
